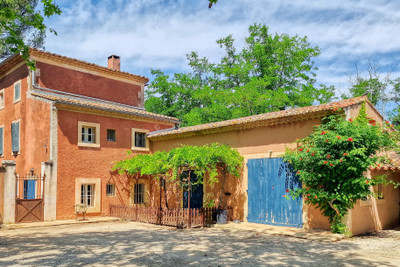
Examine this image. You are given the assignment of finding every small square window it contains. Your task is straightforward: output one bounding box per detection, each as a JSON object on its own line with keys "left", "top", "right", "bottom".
{"left": 107, "top": 129, "right": 116, "bottom": 142}
{"left": 135, "top": 132, "right": 146, "bottom": 148}
{"left": 131, "top": 128, "right": 149, "bottom": 151}
{"left": 14, "top": 82, "right": 21, "bottom": 103}
{"left": 106, "top": 184, "right": 115, "bottom": 197}
{"left": 78, "top": 121, "right": 100, "bottom": 147}
{"left": 82, "top": 126, "right": 96, "bottom": 143}
{"left": 134, "top": 183, "right": 145, "bottom": 204}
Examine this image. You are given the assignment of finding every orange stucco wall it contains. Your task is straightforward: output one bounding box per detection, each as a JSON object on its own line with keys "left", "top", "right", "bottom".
{"left": 36, "top": 62, "right": 143, "bottom": 107}
{"left": 0, "top": 65, "right": 51, "bottom": 175}
{"left": 351, "top": 171, "right": 400, "bottom": 235}
{"left": 56, "top": 109, "right": 174, "bottom": 219}
{"left": 151, "top": 118, "right": 322, "bottom": 222}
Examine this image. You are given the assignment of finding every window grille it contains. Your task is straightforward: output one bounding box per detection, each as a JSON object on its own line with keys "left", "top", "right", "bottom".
{"left": 81, "top": 184, "right": 95, "bottom": 207}
{"left": 106, "top": 183, "right": 115, "bottom": 196}
{"left": 135, "top": 132, "right": 146, "bottom": 148}
{"left": 107, "top": 129, "right": 116, "bottom": 142}
{"left": 134, "top": 183, "right": 145, "bottom": 204}
{"left": 82, "top": 126, "right": 96, "bottom": 143}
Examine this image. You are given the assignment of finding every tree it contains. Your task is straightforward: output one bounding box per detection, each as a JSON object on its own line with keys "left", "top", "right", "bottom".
{"left": 283, "top": 104, "right": 398, "bottom": 233}
{"left": 146, "top": 24, "right": 335, "bottom": 126}
{"left": 343, "top": 60, "right": 400, "bottom": 127}
{"left": 389, "top": 77, "right": 400, "bottom": 127}
{"left": 0, "top": 0, "right": 61, "bottom": 68}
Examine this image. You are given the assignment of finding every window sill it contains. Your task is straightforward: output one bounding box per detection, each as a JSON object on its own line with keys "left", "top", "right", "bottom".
{"left": 131, "top": 146, "right": 149, "bottom": 152}
{"left": 78, "top": 142, "right": 100, "bottom": 148}
{"left": 13, "top": 99, "right": 21, "bottom": 104}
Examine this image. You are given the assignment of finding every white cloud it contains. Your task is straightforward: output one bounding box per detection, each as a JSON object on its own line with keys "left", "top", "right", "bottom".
{"left": 43, "top": 0, "right": 400, "bottom": 91}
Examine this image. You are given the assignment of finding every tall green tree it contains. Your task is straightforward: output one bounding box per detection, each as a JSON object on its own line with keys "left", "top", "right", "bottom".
{"left": 0, "top": 0, "right": 61, "bottom": 68}
{"left": 343, "top": 60, "right": 399, "bottom": 127}
{"left": 146, "top": 24, "right": 335, "bottom": 126}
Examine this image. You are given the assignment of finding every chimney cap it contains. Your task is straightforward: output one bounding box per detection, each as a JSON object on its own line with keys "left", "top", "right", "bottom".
{"left": 108, "top": 55, "right": 120, "bottom": 59}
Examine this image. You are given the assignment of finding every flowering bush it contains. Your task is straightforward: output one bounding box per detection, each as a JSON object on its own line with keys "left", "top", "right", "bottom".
{"left": 283, "top": 103, "right": 398, "bottom": 233}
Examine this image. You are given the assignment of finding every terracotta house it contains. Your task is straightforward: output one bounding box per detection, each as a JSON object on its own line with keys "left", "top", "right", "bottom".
{"left": 0, "top": 49, "right": 178, "bottom": 223}
{"left": 146, "top": 96, "right": 400, "bottom": 235}
{"left": 0, "top": 50, "right": 398, "bottom": 235}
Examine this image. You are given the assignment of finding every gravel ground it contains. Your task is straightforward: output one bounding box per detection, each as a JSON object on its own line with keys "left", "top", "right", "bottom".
{"left": 0, "top": 221, "right": 399, "bottom": 266}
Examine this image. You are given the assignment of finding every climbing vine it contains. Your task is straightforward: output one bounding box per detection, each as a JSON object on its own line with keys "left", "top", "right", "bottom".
{"left": 283, "top": 103, "right": 398, "bottom": 233}
{"left": 114, "top": 143, "right": 244, "bottom": 185}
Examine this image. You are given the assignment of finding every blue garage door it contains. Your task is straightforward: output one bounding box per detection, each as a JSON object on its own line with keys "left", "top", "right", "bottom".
{"left": 247, "top": 157, "right": 303, "bottom": 227}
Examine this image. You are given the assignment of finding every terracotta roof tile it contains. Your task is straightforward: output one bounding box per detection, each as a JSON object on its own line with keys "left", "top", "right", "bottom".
{"left": 30, "top": 89, "right": 179, "bottom": 124}
{"left": 148, "top": 96, "right": 369, "bottom": 140}
{"left": 370, "top": 153, "right": 400, "bottom": 171}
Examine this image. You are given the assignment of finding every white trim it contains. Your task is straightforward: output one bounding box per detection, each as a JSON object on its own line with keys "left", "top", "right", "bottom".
{"left": 78, "top": 121, "right": 100, "bottom": 148}
{"left": 75, "top": 178, "right": 101, "bottom": 213}
{"left": 131, "top": 128, "right": 149, "bottom": 151}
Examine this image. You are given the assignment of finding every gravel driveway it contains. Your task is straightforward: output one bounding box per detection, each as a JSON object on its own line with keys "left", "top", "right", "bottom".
{"left": 0, "top": 221, "right": 399, "bottom": 266}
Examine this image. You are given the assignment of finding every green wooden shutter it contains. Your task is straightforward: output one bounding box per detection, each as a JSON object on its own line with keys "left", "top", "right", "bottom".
{"left": 11, "top": 122, "right": 19, "bottom": 153}
{"left": 0, "top": 127, "right": 3, "bottom": 155}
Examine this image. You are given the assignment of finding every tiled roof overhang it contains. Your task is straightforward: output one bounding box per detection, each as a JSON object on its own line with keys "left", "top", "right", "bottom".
{"left": 148, "top": 96, "right": 369, "bottom": 141}
{"left": 30, "top": 89, "right": 179, "bottom": 124}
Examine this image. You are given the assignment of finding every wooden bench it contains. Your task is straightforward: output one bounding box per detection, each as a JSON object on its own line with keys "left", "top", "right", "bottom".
{"left": 74, "top": 204, "right": 88, "bottom": 221}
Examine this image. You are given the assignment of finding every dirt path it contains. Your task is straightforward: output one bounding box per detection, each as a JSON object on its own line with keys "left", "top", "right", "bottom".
{"left": 0, "top": 221, "right": 399, "bottom": 266}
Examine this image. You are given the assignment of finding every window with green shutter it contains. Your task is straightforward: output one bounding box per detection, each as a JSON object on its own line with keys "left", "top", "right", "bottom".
{"left": 11, "top": 121, "right": 19, "bottom": 153}
{"left": 0, "top": 127, "right": 3, "bottom": 155}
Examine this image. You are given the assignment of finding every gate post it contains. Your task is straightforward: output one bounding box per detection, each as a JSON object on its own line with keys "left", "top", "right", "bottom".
{"left": 42, "top": 161, "right": 56, "bottom": 221}
{"left": 2, "top": 160, "right": 16, "bottom": 224}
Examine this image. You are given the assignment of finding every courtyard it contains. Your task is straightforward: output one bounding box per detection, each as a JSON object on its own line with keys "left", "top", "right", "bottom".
{"left": 0, "top": 221, "right": 399, "bottom": 266}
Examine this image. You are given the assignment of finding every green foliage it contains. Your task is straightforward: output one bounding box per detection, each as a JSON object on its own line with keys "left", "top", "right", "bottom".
{"left": 114, "top": 143, "right": 244, "bottom": 186}
{"left": 146, "top": 24, "right": 335, "bottom": 126}
{"left": 0, "top": 0, "right": 61, "bottom": 69}
{"left": 283, "top": 103, "right": 398, "bottom": 233}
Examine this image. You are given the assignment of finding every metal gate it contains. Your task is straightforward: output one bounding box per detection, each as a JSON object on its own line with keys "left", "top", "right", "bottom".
{"left": 15, "top": 172, "right": 45, "bottom": 223}
{"left": 247, "top": 157, "right": 303, "bottom": 227}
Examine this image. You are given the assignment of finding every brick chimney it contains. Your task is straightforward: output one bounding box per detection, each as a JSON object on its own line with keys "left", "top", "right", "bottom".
{"left": 108, "top": 55, "right": 120, "bottom": 71}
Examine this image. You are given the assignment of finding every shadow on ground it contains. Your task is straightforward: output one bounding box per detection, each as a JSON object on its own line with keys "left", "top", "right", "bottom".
{"left": 0, "top": 222, "right": 397, "bottom": 266}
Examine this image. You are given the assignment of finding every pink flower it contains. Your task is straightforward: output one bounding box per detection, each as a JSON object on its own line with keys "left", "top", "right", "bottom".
{"left": 337, "top": 136, "right": 341, "bottom": 139}
{"left": 343, "top": 153, "right": 348, "bottom": 156}
{"left": 321, "top": 131, "right": 327, "bottom": 135}
{"left": 286, "top": 189, "right": 290, "bottom": 193}
{"left": 347, "top": 137, "right": 353, "bottom": 142}
{"left": 326, "top": 155, "right": 331, "bottom": 158}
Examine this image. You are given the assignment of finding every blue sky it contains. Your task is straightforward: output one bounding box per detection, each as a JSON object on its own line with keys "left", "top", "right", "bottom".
{"left": 43, "top": 0, "right": 400, "bottom": 113}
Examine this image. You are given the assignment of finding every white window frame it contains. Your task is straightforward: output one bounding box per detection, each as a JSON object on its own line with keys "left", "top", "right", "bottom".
{"left": 131, "top": 128, "right": 149, "bottom": 151}
{"left": 13, "top": 80, "right": 21, "bottom": 103}
{"left": 0, "top": 89, "right": 4, "bottom": 110}
{"left": 75, "top": 178, "right": 101, "bottom": 213}
{"left": 81, "top": 184, "right": 95, "bottom": 207}
{"left": 78, "top": 121, "right": 100, "bottom": 147}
